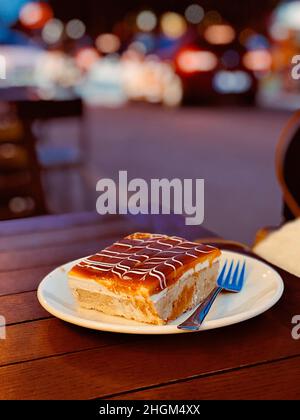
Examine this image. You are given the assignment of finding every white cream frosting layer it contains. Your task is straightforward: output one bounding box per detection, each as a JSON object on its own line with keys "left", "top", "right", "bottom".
{"left": 69, "top": 256, "right": 220, "bottom": 303}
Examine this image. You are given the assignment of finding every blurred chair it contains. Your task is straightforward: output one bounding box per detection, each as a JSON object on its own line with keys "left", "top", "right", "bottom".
{"left": 253, "top": 110, "right": 300, "bottom": 247}
{"left": 276, "top": 110, "right": 300, "bottom": 221}
{"left": 14, "top": 97, "right": 91, "bottom": 214}
{"left": 15, "top": 98, "right": 85, "bottom": 169}
{"left": 0, "top": 103, "right": 47, "bottom": 220}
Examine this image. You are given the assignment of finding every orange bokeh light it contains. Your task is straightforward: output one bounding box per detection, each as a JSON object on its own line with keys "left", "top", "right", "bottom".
{"left": 75, "top": 47, "right": 100, "bottom": 71}
{"left": 243, "top": 50, "right": 272, "bottom": 72}
{"left": 96, "top": 34, "right": 121, "bottom": 54}
{"left": 161, "top": 12, "right": 187, "bottom": 39}
{"left": 204, "top": 24, "right": 235, "bottom": 45}
{"left": 177, "top": 49, "right": 218, "bottom": 73}
{"left": 19, "top": 2, "right": 53, "bottom": 29}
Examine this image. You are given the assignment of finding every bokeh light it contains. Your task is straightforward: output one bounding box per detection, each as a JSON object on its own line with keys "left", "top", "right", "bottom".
{"left": 161, "top": 12, "right": 187, "bottom": 39}
{"left": 184, "top": 4, "right": 204, "bottom": 24}
{"left": 203, "top": 10, "right": 222, "bottom": 26}
{"left": 19, "top": 2, "right": 53, "bottom": 29}
{"left": 128, "top": 41, "right": 147, "bottom": 55}
{"left": 213, "top": 70, "right": 252, "bottom": 94}
{"left": 9, "top": 196, "right": 35, "bottom": 214}
{"left": 243, "top": 50, "right": 272, "bottom": 72}
{"left": 177, "top": 49, "right": 218, "bottom": 73}
{"left": 136, "top": 10, "right": 157, "bottom": 32}
{"left": 245, "top": 34, "right": 269, "bottom": 50}
{"left": 42, "top": 18, "right": 63, "bottom": 44}
{"left": 0, "top": 0, "right": 29, "bottom": 26}
{"left": 96, "top": 33, "right": 121, "bottom": 54}
{"left": 134, "top": 33, "right": 155, "bottom": 54}
{"left": 268, "top": 2, "right": 300, "bottom": 42}
{"left": 274, "top": 1, "right": 300, "bottom": 30}
{"left": 269, "top": 23, "right": 289, "bottom": 41}
{"left": 66, "top": 19, "right": 86, "bottom": 40}
{"left": 0, "top": 1, "right": 287, "bottom": 109}
{"left": 204, "top": 24, "right": 235, "bottom": 45}
{"left": 75, "top": 47, "right": 99, "bottom": 71}
{"left": 162, "top": 75, "right": 183, "bottom": 107}
{"left": 0, "top": 143, "right": 17, "bottom": 159}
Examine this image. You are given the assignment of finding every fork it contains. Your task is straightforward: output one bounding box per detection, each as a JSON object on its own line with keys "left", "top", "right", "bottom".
{"left": 177, "top": 260, "right": 246, "bottom": 331}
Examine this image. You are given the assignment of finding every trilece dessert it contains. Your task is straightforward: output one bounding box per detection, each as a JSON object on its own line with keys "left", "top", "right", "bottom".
{"left": 68, "top": 233, "right": 221, "bottom": 325}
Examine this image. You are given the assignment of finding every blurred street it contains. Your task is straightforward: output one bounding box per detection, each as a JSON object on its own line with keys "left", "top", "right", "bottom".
{"left": 0, "top": 1, "right": 298, "bottom": 243}
{"left": 45, "top": 105, "right": 290, "bottom": 244}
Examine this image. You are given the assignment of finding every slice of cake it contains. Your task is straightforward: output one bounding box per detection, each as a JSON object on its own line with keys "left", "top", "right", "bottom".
{"left": 68, "top": 233, "right": 221, "bottom": 325}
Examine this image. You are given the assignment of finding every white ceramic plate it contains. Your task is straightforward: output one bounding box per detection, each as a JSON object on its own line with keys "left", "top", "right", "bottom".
{"left": 37, "top": 250, "right": 284, "bottom": 335}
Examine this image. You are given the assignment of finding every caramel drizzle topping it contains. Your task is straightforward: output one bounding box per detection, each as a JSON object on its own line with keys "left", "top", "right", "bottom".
{"left": 77, "top": 234, "right": 217, "bottom": 290}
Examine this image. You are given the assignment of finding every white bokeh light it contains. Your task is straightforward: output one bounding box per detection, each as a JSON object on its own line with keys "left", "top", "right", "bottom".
{"left": 185, "top": 4, "right": 204, "bottom": 24}
{"left": 274, "top": 1, "right": 300, "bottom": 30}
{"left": 42, "top": 19, "right": 64, "bottom": 44}
{"left": 66, "top": 19, "right": 86, "bottom": 40}
{"left": 136, "top": 10, "right": 157, "bottom": 32}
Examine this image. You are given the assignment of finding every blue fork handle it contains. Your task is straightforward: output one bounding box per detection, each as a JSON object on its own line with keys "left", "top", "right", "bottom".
{"left": 178, "top": 286, "right": 222, "bottom": 331}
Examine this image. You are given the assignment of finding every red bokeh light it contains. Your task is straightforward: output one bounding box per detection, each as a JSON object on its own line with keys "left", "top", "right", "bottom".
{"left": 19, "top": 2, "right": 53, "bottom": 30}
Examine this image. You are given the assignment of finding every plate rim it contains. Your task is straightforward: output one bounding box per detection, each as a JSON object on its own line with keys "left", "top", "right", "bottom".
{"left": 37, "top": 250, "right": 284, "bottom": 335}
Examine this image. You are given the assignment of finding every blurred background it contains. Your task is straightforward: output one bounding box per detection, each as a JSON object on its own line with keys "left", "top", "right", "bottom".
{"left": 0, "top": 0, "right": 299, "bottom": 243}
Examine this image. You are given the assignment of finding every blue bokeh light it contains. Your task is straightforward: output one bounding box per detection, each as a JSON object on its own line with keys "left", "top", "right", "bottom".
{"left": 0, "top": 0, "right": 32, "bottom": 26}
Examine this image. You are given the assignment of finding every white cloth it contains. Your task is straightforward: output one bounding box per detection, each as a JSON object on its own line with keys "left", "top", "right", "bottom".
{"left": 253, "top": 218, "right": 300, "bottom": 278}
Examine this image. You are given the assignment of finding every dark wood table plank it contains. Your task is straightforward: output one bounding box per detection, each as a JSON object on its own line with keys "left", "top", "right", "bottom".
{"left": 0, "top": 308, "right": 299, "bottom": 399}
{"left": 0, "top": 291, "right": 49, "bottom": 325}
{"left": 0, "top": 219, "right": 140, "bottom": 252}
{"left": 0, "top": 212, "right": 105, "bottom": 236}
{"left": 0, "top": 265, "right": 56, "bottom": 297}
{"left": 0, "top": 319, "right": 130, "bottom": 367}
{"left": 0, "top": 214, "right": 213, "bottom": 272}
{"left": 110, "top": 356, "right": 300, "bottom": 400}
{"left": 0, "top": 212, "right": 213, "bottom": 241}
{"left": 0, "top": 238, "right": 126, "bottom": 272}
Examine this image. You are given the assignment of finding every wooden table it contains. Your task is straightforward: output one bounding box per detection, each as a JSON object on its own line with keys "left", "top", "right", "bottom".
{"left": 0, "top": 212, "right": 299, "bottom": 400}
